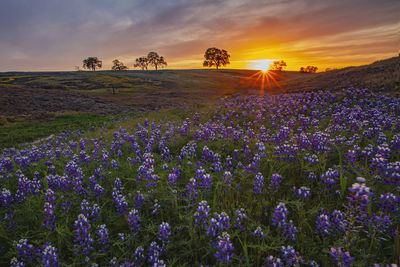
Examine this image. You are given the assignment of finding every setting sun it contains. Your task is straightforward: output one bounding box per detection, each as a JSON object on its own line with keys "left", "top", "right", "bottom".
{"left": 247, "top": 59, "right": 277, "bottom": 72}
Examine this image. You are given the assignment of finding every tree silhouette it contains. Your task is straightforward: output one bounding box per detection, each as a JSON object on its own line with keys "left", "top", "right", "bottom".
{"left": 147, "top": 52, "right": 167, "bottom": 70}
{"left": 270, "top": 60, "right": 287, "bottom": 71}
{"left": 203, "top": 47, "right": 230, "bottom": 69}
{"left": 111, "top": 59, "right": 128, "bottom": 70}
{"left": 300, "top": 66, "right": 318, "bottom": 73}
{"left": 134, "top": 57, "right": 149, "bottom": 70}
{"left": 82, "top": 57, "right": 102, "bottom": 71}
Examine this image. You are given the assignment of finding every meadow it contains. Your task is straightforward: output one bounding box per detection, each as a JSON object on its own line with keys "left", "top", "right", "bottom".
{"left": 0, "top": 87, "right": 399, "bottom": 266}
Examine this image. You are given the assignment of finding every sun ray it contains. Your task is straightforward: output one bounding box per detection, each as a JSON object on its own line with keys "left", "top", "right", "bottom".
{"left": 242, "top": 68, "right": 288, "bottom": 95}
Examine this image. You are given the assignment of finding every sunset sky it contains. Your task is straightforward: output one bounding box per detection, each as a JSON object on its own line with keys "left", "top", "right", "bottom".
{"left": 0, "top": 0, "right": 399, "bottom": 71}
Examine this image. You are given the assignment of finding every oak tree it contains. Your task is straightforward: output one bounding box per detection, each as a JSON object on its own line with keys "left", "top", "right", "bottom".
{"left": 203, "top": 47, "right": 230, "bottom": 69}
{"left": 134, "top": 57, "right": 149, "bottom": 70}
{"left": 147, "top": 52, "right": 167, "bottom": 70}
{"left": 111, "top": 59, "right": 128, "bottom": 70}
{"left": 82, "top": 57, "right": 102, "bottom": 71}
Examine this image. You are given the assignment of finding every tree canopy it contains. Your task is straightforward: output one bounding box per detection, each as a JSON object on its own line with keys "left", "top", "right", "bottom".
{"left": 203, "top": 47, "right": 230, "bottom": 69}
{"left": 147, "top": 52, "right": 167, "bottom": 70}
{"left": 300, "top": 66, "right": 318, "bottom": 73}
{"left": 111, "top": 59, "right": 128, "bottom": 70}
{"left": 82, "top": 57, "right": 102, "bottom": 71}
{"left": 134, "top": 57, "right": 149, "bottom": 70}
{"left": 270, "top": 60, "right": 287, "bottom": 71}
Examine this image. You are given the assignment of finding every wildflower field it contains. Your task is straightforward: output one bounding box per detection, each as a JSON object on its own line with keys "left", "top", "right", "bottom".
{"left": 0, "top": 88, "right": 399, "bottom": 266}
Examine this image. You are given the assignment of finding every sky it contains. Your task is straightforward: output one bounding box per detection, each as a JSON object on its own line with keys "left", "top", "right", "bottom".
{"left": 0, "top": 0, "right": 399, "bottom": 71}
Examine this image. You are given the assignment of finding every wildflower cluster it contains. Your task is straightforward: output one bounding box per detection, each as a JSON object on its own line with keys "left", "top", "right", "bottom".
{"left": 1, "top": 88, "right": 399, "bottom": 265}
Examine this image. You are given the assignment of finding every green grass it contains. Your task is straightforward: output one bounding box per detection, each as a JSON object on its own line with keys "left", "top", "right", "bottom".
{"left": 0, "top": 113, "right": 129, "bottom": 148}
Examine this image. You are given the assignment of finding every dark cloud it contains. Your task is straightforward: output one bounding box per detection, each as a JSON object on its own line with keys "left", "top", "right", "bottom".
{"left": 0, "top": 0, "right": 398, "bottom": 70}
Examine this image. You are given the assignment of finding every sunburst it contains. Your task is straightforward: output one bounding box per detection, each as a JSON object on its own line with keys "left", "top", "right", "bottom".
{"left": 242, "top": 69, "right": 287, "bottom": 95}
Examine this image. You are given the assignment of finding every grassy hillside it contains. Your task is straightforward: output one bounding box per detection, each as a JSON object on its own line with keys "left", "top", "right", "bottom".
{"left": 282, "top": 56, "right": 400, "bottom": 93}
{"left": 0, "top": 56, "right": 398, "bottom": 147}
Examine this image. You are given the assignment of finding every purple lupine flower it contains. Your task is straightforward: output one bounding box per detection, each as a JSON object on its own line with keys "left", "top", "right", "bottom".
{"left": 216, "top": 212, "right": 230, "bottom": 231}
{"left": 41, "top": 243, "right": 60, "bottom": 267}
{"left": 44, "top": 189, "right": 56, "bottom": 203}
{"left": 255, "top": 142, "right": 266, "bottom": 157}
{"left": 111, "top": 159, "right": 118, "bottom": 170}
{"left": 270, "top": 173, "right": 283, "bottom": 193}
{"left": 330, "top": 210, "right": 347, "bottom": 234}
{"left": 112, "top": 190, "right": 129, "bottom": 216}
{"left": 348, "top": 178, "right": 373, "bottom": 210}
{"left": 151, "top": 200, "right": 161, "bottom": 215}
{"left": 330, "top": 248, "right": 354, "bottom": 267}
{"left": 293, "top": 186, "right": 311, "bottom": 199}
{"left": 0, "top": 188, "right": 14, "bottom": 207}
{"left": 206, "top": 218, "right": 219, "bottom": 237}
{"left": 148, "top": 241, "right": 162, "bottom": 264}
{"left": 272, "top": 203, "right": 289, "bottom": 228}
{"left": 10, "top": 257, "right": 25, "bottom": 267}
{"left": 252, "top": 226, "right": 266, "bottom": 237}
{"left": 376, "top": 193, "right": 400, "bottom": 214}
{"left": 345, "top": 149, "right": 358, "bottom": 164}
{"left": 15, "top": 239, "right": 33, "bottom": 262}
{"left": 96, "top": 224, "right": 110, "bottom": 253}
{"left": 118, "top": 233, "right": 127, "bottom": 243}
{"left": 207, "top": 211, "right": 231, "bottom": 237}
{"left": 214, "top": 232, "right": 234, "bottom": 264}
{"left": 15, "top": 176, "right": 32, "bottom": 203}
{"left": 281, "top": 246, "right": 303, "bottom": 266}
{"left": 42, "top": 202, "right": 56, "bottom": 232}
{"left": 185, "top": 178, "right": 198, "bottom": 206}
{"left": 80, "top": 199, "right": 91, "bottom": 218}
{"left": 303, "top": 153, "right": 319, "bottom": 164}
{"left": 158, "top": 222, "right": 171, "bottom": 246}
{"left": 133, "top": 246, "right": 145, "bottom": 266}
{"left": 153, "top": 259, "right": 166, "bottom": 267}
{"left": 134, "top": 192, "right": 145, "bottom": 210}
{"left": 194, "top": 200, "right": 211, "bottom": 228}
{"left": 282, "top": 220, "right": 299, "bottom": 241}
{"left": 73, "top": 214, "right": 94, "bottom": 260}
{"left": 307, "top": 172, "right": 317, "bottom": 180}
{"left": 93, "top": 184, "right": 105, "bottom": 199}
{"left": 114, "top": 177, "right": 124, "bottom": 192}
{"left": 196, "top": 167, "right": 212, "bottom": 192}
{"left": 315, "top": 212, "right": 332, "bottom": 236}
{"left": 320, "top": 169, "right": 340, "bottom": 191}
{"left": 272, "top": 202, "right": 298, "bottom": 241}
{"left": 265, "top": 255, "right": 284, "bottom": 266}
{"left": 235, "top": 208, "right": 248, "bottom": 230}
{"left": 127, "top": 209, "right": 140, "bottom": 235}
{"left": 365, "top": 213, "right": 392, "bottom": 239}
{"left": 252, "top": 172, "right": 265, "bottom": 194}
{"left": 223, "top": 171, "right": 232, "bottom": 187}
{"left": 91, "top": 204, "right": 100, "bottom": 220}
{"left": 168, "top": 173, "right": 178, "bottom": 188}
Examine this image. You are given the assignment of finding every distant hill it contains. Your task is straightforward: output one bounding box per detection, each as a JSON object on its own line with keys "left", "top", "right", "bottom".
{"left": 282, "top": 56, "right": 400, "bottom": 94}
